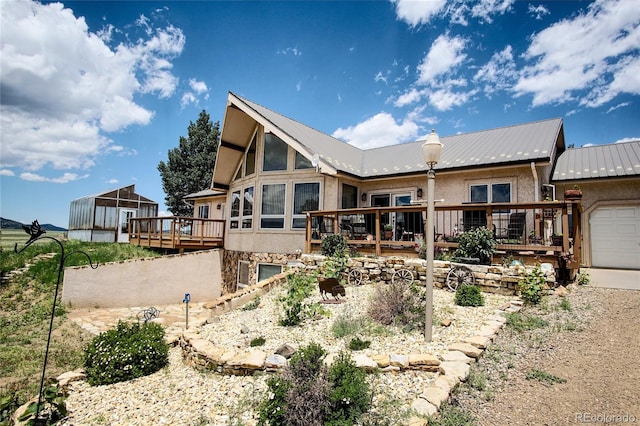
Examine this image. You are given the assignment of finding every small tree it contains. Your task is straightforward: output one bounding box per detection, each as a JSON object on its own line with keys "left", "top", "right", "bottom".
{"left": 158, "top": 110, "right": 220, "bottom": 216}
{"left": 454, "top": 227, "right": 496, "bottom": 265}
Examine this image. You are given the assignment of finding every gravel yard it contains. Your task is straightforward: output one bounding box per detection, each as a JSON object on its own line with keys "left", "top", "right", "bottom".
{"left": 62, "top": 283, "right": 513, "bottom": 425}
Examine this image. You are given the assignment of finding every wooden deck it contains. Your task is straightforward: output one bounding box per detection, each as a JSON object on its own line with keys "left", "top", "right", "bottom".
{"left": 305, "top": 200, "right": 582, "bottom": 271}
{"left": 129, "top": 217, "right": 225, "bottom": 250}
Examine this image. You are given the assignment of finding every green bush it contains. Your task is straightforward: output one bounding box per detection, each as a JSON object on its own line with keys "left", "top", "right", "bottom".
{"left": 326, "top": 351, "right": 371, "bottom": 425}
{"left": 250, "top": 336, "right": 266, "bottom": 347}
{"left": 518, "top": 267, "right": 546, "bottom": 305}
{"left": 321, "top": 234, "right": 348, "bottom": 257}
{"left": 454, "top": 227, "right": 496, "bottom": 265}
{"left": 84, "top": 320, "right": 169, "bottom": 386}
{"left": 257, "top": 344, "right": 371, "bottom": 426}
{"left": 454, "top": 285, "right": 485, "bottom": 307}
{"left": 348, "top": 337, "right": 371, "bottom": 351}
{"left": 278, "top": 273, "right": 327, "bottom": 327}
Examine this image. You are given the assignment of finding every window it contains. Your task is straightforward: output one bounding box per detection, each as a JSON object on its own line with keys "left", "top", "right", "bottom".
{"left": 245, "top": 134, "right": 256, "bottom": 175}
{"left": 261, "top": 183, "right": 286, "bottom": 228}
{"left": 470, "top": 183, "right": 511, "bottom": 203}
{"left": 342, "top": 184, "right": 358, "bottom": 209}
{"left": 230, "top": 190, "right": 240, "bottom": 229}
{"left": 230, "top": 187, "right": 254, "bottom": 229}
{"left": 257, "top": 263, "right": 282, "bottom": 282}
{"left": 292, "top": 182, "right": 319, "bottom": 228}
{"left": 238, "top": 261, "right": 250, "bottom": 288}
{"left": 295, "top": 152, "right": 313, "bottom": 169}
{"left": 263, "top": 133, "right": 288, "bottom": 171}
{"left": 242, "top": 187, "right": 254, "bottom": 228}
{"left": 198, "top": 204, "right": 210, "bottom": 219}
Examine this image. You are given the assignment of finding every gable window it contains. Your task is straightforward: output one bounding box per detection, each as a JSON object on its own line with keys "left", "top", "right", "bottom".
{"left": 261, "top": 183, "right": 286, "bottom": 228}
{"left": 198, "top": 204, "right": 210, "bottom": 219}
{"left": 295, "top": 152, "right": 313, "bottom": 169}
{"left": 257, "top": 263, "right": 283, "bottom": 282}
{"left": 292, "top": 182, "right": 320, "bottom": 228}
{"left": 263, "top": 133, "right": 288, "bottom": 171}
{"left": 242, "top": 187, "right": 254, "bottom": 228}
{"left": 342, "top": 184, "right": 358, "bottom": 209}
{"left": 230, "top": 186, "right": 254, "bottom": 229}
{"left": 245, "top": 134, "right": 256, "bottom": 175}
{"left": 470, "top": 183, "right": 511, "bottom": 203}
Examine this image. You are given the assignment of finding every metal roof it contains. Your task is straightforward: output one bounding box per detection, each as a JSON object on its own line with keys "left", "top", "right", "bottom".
{"left": 221, "top": 93, "right": 563, "bottom": 181}
{"left": 184, "top": 188, "right": 226, "bottom": 199}
{"left": 552, "top": 140, "right": 640, "bottom": 182}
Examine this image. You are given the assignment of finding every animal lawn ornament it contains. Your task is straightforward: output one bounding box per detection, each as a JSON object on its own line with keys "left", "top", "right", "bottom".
{"left": 318, "top": 277, "right": 346, "bottom": 301}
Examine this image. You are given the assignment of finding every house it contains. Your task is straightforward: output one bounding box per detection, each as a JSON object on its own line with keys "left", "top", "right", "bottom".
{"left": 209, "top": 92, "right": 570, "bottom": 287}
{"left": 551, "top": 140, "right": 640, "bottom": 269}
{"left": 68, "top": 184, "right": 158, "bottom": 243}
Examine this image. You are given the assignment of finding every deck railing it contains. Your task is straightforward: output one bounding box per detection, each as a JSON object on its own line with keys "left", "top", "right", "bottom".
{"left": 129, "top": 216, "right": 225, "bottom": 250}
{"left": 305, "top": 201, "right": 582, "bottom": 268}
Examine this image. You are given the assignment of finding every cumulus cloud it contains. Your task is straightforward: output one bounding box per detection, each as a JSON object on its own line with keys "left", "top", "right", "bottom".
{"left": 0, "top": 0, "right": 186, "bottom": 178}
{"left": 470, "top": 0, "right": 514, "bottom": 23}
{"left": 332, "top": 112, "right": 420, "bottom": 149}
{"left": 0, "top": 169, "right": 15, "bottom": 176}
{"left": 528, "top": 4, "right": 550, "bottom": 20}
{"left": 392, "top": 0, "right": 446, "bottom": 27}
{"left": 473, "top": 46, "right": 518, "bottom": 98}
{"left": 20, "top": 172, "right": 89, "bottom": 184}
{"left": 514, "top": 0, "right": 640, "bottom": 108}
{"left": 417, "top": 34, "right": 467, "bottom": 84}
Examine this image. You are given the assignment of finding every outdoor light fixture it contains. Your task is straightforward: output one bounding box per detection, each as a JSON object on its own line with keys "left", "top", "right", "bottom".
{"left": 417, "top": 188, "right": 423, "bottom": 198}
{"left": 361, "top": 193, "right": 367, "bottom": 202}
{"left": 421, "top": 129, "right": 442, "bottom": 342}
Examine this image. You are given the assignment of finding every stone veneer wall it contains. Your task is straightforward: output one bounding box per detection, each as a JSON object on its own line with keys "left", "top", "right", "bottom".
{"left": 221, "top": 250, "right": 306, "bottom": 294}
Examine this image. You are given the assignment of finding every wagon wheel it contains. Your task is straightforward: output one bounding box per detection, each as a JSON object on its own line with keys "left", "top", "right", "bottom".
{"left": 347, "top": 269, "right": 363, "bottom": 286}
{"left": 446, "top": 265, "right": 475, "bottom": 291}
{"left": 392, "top": 268, "right": 414, "bottom": 285}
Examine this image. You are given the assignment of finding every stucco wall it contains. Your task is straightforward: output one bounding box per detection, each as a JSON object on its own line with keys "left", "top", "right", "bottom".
{"left": 62, "top": 249, "right": 223, "bottom": 308}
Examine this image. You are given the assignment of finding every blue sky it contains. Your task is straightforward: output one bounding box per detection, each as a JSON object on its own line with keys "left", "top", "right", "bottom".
{"left": 1, "top": 0, "right": 639, "bottom": 228}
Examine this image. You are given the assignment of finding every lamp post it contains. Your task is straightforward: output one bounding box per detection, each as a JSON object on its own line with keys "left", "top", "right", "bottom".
{"left": 422, "top": 130, "right": 442, "bottom": 341}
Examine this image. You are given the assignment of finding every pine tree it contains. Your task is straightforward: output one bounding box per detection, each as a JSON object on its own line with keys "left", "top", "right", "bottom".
{"left": 158, "top": 110, "right": 220, "bottom": 216}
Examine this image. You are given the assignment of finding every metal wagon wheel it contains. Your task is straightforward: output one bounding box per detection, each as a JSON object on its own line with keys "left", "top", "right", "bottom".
{"left": 347, "top": 269, "right": 364, "bottom": 286}
{"left": 392, "top": 268, "right": 414, "bottom": 285}
{"left": 446, "top": 265, "right": 475, "bottom": 291}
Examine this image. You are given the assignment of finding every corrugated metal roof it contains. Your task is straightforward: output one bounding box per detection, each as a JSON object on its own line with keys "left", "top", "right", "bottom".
{"left": 184, "top": 189, "right": 226, "bottom": 199}
{"left": 232, "top": 93, "right": 563, "bottom": 178}
{"left": 552, "top": 140, "right": 640, "bottom": 181}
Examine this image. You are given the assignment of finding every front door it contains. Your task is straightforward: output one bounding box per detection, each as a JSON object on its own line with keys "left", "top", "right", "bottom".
{"left": 118, "top": 209, "right": 136, "bottom": 243}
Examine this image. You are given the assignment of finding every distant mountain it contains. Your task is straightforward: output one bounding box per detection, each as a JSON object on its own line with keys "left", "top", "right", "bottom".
{"left": 1, "top": 217, "right": 67, "bottom": 232}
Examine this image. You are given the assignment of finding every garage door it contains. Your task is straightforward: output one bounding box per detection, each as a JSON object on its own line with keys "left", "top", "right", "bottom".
{"left": 590, "top": 205, "right": 640, "bottom": 269}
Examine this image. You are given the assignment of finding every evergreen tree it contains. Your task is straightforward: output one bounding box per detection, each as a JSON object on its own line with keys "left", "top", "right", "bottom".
{"left": 158, "top": 110, "right": 220, "bottom": 216}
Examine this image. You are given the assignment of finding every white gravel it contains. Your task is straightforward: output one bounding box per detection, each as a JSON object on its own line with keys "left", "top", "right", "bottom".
{"left": 62, "top": 284, "right": 513, "bottom": 425}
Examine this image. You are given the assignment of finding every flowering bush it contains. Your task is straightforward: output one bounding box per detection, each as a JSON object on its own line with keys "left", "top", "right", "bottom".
{"left": 84, "top": 320, "right": 169, "bottom": 386}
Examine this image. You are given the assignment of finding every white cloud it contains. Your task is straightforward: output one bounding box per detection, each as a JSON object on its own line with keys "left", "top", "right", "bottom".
{"left": 614, "top": 137, "right": 640, "bottom": 143}
{"left": 471, "top": 0, "right": 514, "bottom": 23}
{"left": 394, "top": 88, "right": 424, "bottom": 107}
{"left": 528, "top": 4, "right": 550, "bottom": 20}
{"left": 296, "top": 81, "right": 302, "bottom": 92}
{"left": 473, "top": 46, "right": 518, "bottom": 98}
{"left": 392, "top": 0, "right": 447, "bottom": 27}
{"left": 606, "top": 102, "right": 631, "bottom": 113}
{"left": 277, "top": 47, "right": 302, "bottom": 56}
{"left": 107, "top": 178, "right": 119, "bottom": 184}
{"left": 20, "top": 172, "right": 89, "bottom": 183}
{"left": 374, "top": 71, "right": 388, "bottom": 84}
{"left": 189, "top": 79, "right": 208, "bottom": 94}
{"left": 417, "top": 34, "right": 467, "bottom": 84}
{"left": 180, "top": 92, "right": 197, "bottom": 108}
{"left": 0, "top": 0, "right": 185, "bottom": 177}
{"left": 332, "top": 112, "right": 420, "bottom": 149}
{"left": 0, "top": 169, "right": 15, "bottom": 176}
{"left": 514, "top": 0, "right": 640, "bottom": 108}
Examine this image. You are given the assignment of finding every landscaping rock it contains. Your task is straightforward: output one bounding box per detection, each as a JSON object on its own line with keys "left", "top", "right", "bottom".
{"left": 275, "top": 343, "right": 296, "bottom": 359}
{"left": 264, "top": 354, "right": 287, "bottom": 369}
{"left": 390, "top": 354, "right": 409, "bottom": 368}
{"left": 465, "top": 335, "right": 492, "bottom": 349}
{"left": 410, "top": 397, "right": 438, "bottom": 417}
{"left": 447, "top": 342, "right": 483, "bottom": 358}
{"left": 421, "top": 386, "right": 449, "bottom": 408}
{"left": 439, "top": 361, "right": 470, "bottom": 381}
{"left": 440, "top": 350, "right": 473, "bottom": 364}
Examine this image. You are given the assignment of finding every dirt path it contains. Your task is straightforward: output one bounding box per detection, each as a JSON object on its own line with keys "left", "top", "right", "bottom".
{"left": 453, "top": 286, "right": 640, "bottom": 425}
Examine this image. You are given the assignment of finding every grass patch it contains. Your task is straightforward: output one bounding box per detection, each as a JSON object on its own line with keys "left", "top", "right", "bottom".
{"left": 525, "top": 369, "right": 566, "bottom": 385}
{"left": 505, "top": 312, "right": 549, "bottom": 332}
{"left": 559, "top": 297, "right": 572, "bottom": 311}
{"left": 429, "top": 403, "right": 476, "bottom": 426}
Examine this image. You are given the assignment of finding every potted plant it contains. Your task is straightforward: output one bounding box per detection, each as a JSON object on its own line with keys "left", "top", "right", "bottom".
{"left": 564, "top": 184, "right": 582, "bottom": 200}
{"left": 383, "top": 224, "right": 393, "bottom": 240}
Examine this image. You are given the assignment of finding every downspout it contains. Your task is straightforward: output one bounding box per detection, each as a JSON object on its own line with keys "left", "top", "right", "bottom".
{"left": 530, "top": 162, "right": 539, "bottom": 202}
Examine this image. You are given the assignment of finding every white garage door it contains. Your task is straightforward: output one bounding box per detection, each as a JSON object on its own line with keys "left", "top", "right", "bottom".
{"left": 590, "top": 205, "right": 640, "bottom": 269}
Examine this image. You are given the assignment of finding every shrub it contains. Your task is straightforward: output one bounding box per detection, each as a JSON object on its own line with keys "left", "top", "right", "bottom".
{"left": 84, "top": 320, "right": 169, "bottom": 386}
{"left": 454, "top": 285, "right": 485, "bottom": 307}
{"left": 250, "top": 336, "right": 266, "bottom": 347}
{"left": 348, "top": 337, "right": 371, "bottom": 351}
{"left": 326, "top": 351, "right": 371, "bottom": 425}
{"left": 278, "top": 273, "right": 327, "bottom": 327}
{"left": 367, "top": 281, "right": 425, "bottom": 331}
{"left": 242, "top": 296, "right": 261, "bottom": 311}
{"left": 16, "top": 382, "right": 68, "bottom": 425}
{"left": 321, "top": 234, "right": 348, "bottom": 257}
{"left": 331, "top": 314, "right": 366, "bottom": 338}
{"left": 454, "top": 227, "right": 496, "bottom": 265}
{"left": 518, "top": 267, "right": 546, "bottom": 305}
{"left": 576, "top": 271, "right": 590, "bottom": 286}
